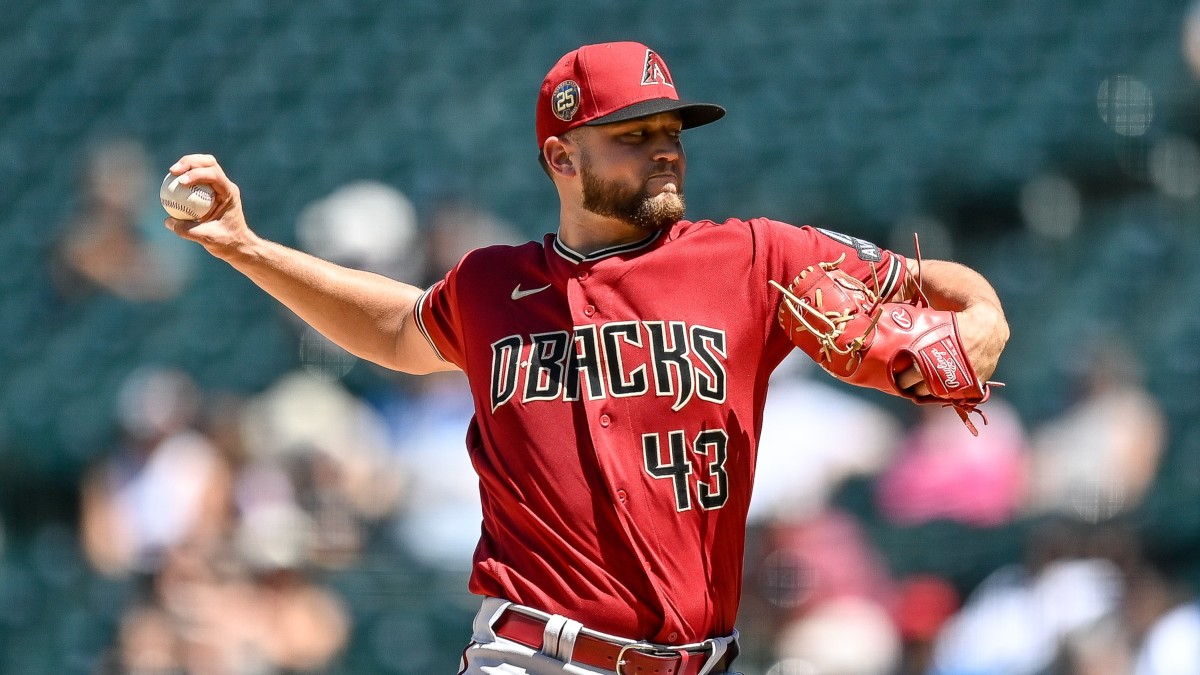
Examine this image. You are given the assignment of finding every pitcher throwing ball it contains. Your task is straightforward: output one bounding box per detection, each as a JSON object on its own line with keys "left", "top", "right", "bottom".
{"left": 165, "top": 41, "right": 1009, "bottom": 675}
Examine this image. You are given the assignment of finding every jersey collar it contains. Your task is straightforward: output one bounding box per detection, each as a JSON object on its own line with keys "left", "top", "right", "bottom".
{"left": 551, "top": 230, "right": 663, "bottom": 264}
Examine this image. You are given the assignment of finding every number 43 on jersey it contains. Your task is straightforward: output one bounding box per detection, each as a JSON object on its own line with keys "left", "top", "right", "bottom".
{"left": 642, "top": 429, "right": 729, "bottom": 511}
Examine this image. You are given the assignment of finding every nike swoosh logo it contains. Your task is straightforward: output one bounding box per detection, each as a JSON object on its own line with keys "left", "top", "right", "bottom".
{"left": 511, "top": 283, "right": 552, "bottom": 300}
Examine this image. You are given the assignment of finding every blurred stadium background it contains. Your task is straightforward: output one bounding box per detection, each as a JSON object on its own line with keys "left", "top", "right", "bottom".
{"left": 4, "top": 0, "right": 1200, "bottom": 673}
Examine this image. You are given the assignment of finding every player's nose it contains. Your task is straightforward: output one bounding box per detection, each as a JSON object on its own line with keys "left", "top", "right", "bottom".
{"left": 650, "top": 136, "right": 682, "bottom": 163}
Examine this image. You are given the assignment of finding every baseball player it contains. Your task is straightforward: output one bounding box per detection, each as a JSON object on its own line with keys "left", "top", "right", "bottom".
{"left": 165, "top": 41, "right": 1009, "bottom": 675}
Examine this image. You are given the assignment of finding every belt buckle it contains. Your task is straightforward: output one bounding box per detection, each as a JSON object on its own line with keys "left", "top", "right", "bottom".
{"left": 616, "top": 642, "right": 703, "bottom": 675}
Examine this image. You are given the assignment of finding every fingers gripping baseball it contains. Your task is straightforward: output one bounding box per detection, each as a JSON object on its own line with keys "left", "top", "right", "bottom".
{"left": 162, "top": 155, "right": 252, "bottom": 259}
{"left": 168, "top": 154, "right": 238, "bottom": 218}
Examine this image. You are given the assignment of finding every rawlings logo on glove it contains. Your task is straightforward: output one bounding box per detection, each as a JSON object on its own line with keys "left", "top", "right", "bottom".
{"left": 770, "top": 252, "right": 1000, "bottom": 436}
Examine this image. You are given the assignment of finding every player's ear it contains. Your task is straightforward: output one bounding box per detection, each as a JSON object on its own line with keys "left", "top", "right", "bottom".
{"left": 542, "top": 137, "right": 577, "bottom": 179}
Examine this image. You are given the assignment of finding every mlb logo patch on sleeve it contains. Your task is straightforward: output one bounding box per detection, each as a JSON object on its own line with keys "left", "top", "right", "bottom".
{"left": 816, "top": 228, "right": 883, "bottom": 262}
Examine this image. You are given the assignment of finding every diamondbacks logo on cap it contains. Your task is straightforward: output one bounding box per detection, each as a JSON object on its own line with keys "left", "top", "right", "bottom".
{"left": 641, "top": 50, "right": 674, "bottom": 87}
{"left": 552, "top": 80, "right": 581, "bottom": 122}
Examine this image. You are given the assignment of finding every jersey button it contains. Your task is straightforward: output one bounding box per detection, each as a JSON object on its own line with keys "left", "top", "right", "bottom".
{"left": 583, "top": 304, "right": 595, "bottom": 316}
{"left": 616, "top": 489, "right": 627, "bottom": 503}
{"left": 668, "top": 632, "right": 678, "bottom": 642}
{"left": 577, "top": 271, "right": 589, "bottom": 281}
{"left": 599, "top": 414, "right": 611, "bottom": 427}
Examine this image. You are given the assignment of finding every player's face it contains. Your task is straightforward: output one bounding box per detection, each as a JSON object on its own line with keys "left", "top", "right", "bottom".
{"left": 575, "top": 113, "right": 687, "bottom": 230}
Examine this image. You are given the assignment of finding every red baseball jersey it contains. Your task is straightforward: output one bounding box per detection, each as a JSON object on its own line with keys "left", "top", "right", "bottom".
{"left": 415, "top": 218, "right": 906, "bottom": 644}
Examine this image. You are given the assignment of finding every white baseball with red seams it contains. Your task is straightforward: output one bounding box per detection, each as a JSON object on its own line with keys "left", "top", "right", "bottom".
{"left": 159, "top": 173, "right": 214, "bottom": 221}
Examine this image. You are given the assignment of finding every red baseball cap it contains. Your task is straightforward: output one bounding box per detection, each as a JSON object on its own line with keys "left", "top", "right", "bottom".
{"left": 536, "top": 42, "right": 725, "bottom": 149}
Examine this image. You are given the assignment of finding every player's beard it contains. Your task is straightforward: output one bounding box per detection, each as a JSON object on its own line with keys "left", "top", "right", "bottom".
{"left": 579, "top": 164, "right": 685, "bottom": 231}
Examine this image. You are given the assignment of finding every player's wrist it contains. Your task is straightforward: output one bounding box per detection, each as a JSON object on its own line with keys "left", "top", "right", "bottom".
{"left": 210, "top": 228, "right": 265, "bottom": 265}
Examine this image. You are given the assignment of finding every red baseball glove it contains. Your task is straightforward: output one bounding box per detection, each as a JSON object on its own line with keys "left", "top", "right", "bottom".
{"left": 771, "top": 253, "right": 999, "bottom": 435}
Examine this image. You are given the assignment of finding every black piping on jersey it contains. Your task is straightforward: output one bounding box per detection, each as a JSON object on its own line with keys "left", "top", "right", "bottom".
{"left": 879, "top": 255, "right": 903, "bottom": 300}
{"left": 414, "top": 286, "right": 450, "bottom": 362}
{"left": 552, "top": 230, "right": 662, "bottom": 264}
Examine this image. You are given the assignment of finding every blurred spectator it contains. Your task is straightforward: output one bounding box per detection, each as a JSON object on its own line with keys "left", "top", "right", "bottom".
{"left": 97, "top": 370, "right": 358, "bottom": 673}
{"left": 751, "top": 351, "right": 901, "bottom": 526}
{"left": 892, "top": 575, "right": 961, "bottom": 675}
{"left": 261, "top": 185, "right": 527, "bottom": 572}
{"left": 1123, "top": 553, "right": 1200, "bottom": 675}
{"left": 295, "top": 179, "right": 424, "bottom": 281}
{"left": 370, "top": 198, "right": 521, "bottom": 566}
{"left": 875, "top": 399, "right": 1029, "bottom": 528}
{"left": 743, "top": 356, "right": 905, "bottom": 674}
{"left": 749, "top": 510, "right": 900, "bottom": 675}
{"left": 116, "top": 603, "right": 185, "bottom": 673}
{"left": 238, "top": 371, "right": 403, "bottom": 569}
{"left": 234, "top": 506, "right": 352, "bottom": 672}
{"left": 81, "top": 367, "right": 232, "bottom": 577}
{"left": 117, "top": 539, "right": 350, "bottom": 674}
{"left": 280, "top": 183, "right": 523, "bottom": 572}
{"left": 929, "top": 520, "right": 1126, "bottom": 675}
{"left": 1050, "top": 531, "right": 1200, "bottom": 675}
{"left": 50, "top": 137, "right": 192, "bottom": 302}
{"left": 293, "top": 180, "right": 428, "bottom": 383}
{"left": 385, "top": 370, "right": 480, "bottom": 568}
{"left": 773, "top": 596, "right": 901, "bottom": 675}
{"left": 763, "top": 510, "right": 897, "bottom": 615}
{"left": 1025, "top": 337, "right": 1166, "bottom": 522}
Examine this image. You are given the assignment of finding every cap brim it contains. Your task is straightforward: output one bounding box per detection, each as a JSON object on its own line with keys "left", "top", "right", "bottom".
{"left": 585, "top": 98, "right": 726, "bottom": 130}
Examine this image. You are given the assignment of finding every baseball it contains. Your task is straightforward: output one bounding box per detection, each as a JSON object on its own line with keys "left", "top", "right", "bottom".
{"left": 160, "top": 173, "right": 215, "bottom": 221}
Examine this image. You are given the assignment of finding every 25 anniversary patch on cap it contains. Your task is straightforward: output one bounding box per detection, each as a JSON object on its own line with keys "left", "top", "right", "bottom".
{"left": 552, "top": 80, "right": 581, "bottom": 122}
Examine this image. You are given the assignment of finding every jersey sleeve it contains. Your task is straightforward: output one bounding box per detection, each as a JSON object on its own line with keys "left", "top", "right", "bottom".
{"left": 760, "top": 221, "right": 908, "bottom": 302}
{"left": 414, "top": 263, "right": 468, "bottom": 369}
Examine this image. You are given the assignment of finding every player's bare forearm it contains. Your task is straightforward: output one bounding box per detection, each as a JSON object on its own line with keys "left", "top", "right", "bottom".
{"left": 903, "top": 258, "right": 1009, "bottom": 382}
{"left": 222, "top": 237, "right": 455, "bottom": 374}
{"left": 163, "top": 154, "right": 454, "bottom": 375}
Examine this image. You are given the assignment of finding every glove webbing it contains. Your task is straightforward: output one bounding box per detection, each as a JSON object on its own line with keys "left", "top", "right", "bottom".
{"left": 768, "top": 254, "right": 886, "bottom": 373}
